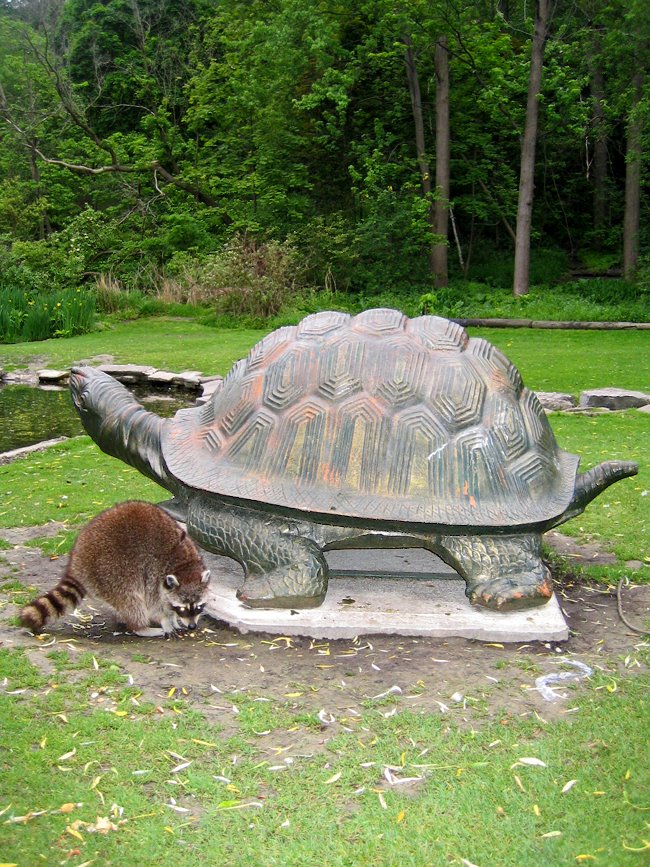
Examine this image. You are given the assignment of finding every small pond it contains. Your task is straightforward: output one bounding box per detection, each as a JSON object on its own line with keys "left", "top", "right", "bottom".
{"left": 0, "top": 384, "right": 193, "bottom": 453}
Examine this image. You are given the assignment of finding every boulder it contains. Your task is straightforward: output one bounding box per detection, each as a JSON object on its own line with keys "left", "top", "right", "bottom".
{"left": 98, "top": 363, "right": 157, "bottom": 383}
{"left": 38, "top": 369, "right": 69, "bottom": 384}
{"left": 197, "top": 376, "right": 224, "bottom": 405}
{"left": 535, "top": 391, "right": 577, "bottom": 412}
{"left": 172, "top": 371, "right": 203, "bottom": 390}
{"left": 579, "top": 387, "right": 650, "bottom": 410}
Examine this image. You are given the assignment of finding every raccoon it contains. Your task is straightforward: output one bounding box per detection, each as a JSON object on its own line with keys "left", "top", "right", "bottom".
{"left": 20, "top": 500, "right": 211, "bottom": 637}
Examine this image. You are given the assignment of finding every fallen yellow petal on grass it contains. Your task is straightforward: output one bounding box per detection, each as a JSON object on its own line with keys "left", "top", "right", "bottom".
{"left": 324, "top": 772, "right": 341, "bottom": 785}
{"left": 396, "top": 810, "right": 405, "bottom": 823}
{"left": 622, "top": 840, "right": 650, "bottom": 852}
{"left": 575, "top": 856, "right": 598, "bottom": 862}
{"left": 66, "top": 826, "right": 84, "bottom": 842}
{"left": 57, "top": 748, "right": 77, "bottom": 762}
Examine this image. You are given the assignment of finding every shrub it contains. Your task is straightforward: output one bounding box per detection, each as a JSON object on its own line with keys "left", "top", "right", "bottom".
{"left": 155, "top": 234, "right": 308, "bottom": 322}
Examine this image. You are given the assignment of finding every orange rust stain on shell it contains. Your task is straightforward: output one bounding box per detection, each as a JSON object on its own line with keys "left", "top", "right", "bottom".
{"left": 463, "top": 481, "right": 469, "bottom": 496}
{"left": 469, "top": 495, "right": 477, "bottom": 508}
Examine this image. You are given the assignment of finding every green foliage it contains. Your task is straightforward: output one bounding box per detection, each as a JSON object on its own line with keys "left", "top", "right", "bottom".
{"left": 156, "top": 234, "right": 308, "bottom": 323}
{"left": 0, "top": 286, "right": 95, "bottom": 343}
{"left": 0, "top": 0, "right": 648, "bottom": 313}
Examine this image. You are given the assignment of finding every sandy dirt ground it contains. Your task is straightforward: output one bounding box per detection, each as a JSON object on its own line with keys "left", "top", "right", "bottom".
{"left": 1, "top": 524, "right": 648, "bottom": 742}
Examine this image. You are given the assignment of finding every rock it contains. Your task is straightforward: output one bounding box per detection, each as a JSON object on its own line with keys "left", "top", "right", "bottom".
{"left": 147, "top": 370, "right": 177, "bottom": 386}
{"left": 98, "top": 363, "right": 157, "bottom": 383}
{"left": 579, "top": 388, "right": 650, "bottom": 410}
{"left": 200, "top": 377, "right": 224, "bottom": 399}
{"left": 3, "top": 370, "right": 37, "bottom": 384}
{"left": 38, "top": 369, "right": 69, "bottom": 384}
{"left": 625, "top": 560, "right": 645, "bottom": 571}
{"left": 638, "top": 405, "right": 650, "bottom": 415}
{"left": 535, "top": 391, "right": 577, "bottom": 412}
{"left": 0, "top": 436, "right": 69, "bottom": 466}
{"left": 172, "top": 371, "right": 203, "bottom": 389}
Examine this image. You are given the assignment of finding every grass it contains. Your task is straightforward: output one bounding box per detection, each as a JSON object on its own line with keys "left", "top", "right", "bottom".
{"left": 549, "top": 412, "right": 649, "bottom": 564}
{"left": 0, "top": 438, "right": 163, "bottom": 530}
{"left": 0, "top": 646, "right": 648, "bottom": 865}
{"left": 474, "top": 328, "right": 650, "bottom": 395}
{"left": 0, "top": 318, "right": 265, "bottom": 376}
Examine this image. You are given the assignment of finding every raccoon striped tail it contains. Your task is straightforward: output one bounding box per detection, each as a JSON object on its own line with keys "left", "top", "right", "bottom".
{"left": 20, "top": 576, "right": 86, "bottom": 633}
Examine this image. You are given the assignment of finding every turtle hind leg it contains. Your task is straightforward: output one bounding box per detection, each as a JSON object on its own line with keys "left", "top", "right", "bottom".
{"left": 439, "top": 533, "right": 553, "bottom": 612}
{"left": 187, "top": 499, "right": 328, "bottom": 609}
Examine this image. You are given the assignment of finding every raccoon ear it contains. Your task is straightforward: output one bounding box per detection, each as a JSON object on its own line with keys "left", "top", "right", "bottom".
{"left": 164, "top": 574, "right": 180, "bottom": 589}
{"left": 201, "top": 569, "right": 211, "bottom": 585}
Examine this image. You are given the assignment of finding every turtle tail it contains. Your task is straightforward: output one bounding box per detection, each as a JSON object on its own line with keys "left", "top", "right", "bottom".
{"left": 70, "top": 366, "right": 175, "bottom": 493}
{"left": 556, "top": 460, "right": 638, "bottom": 525}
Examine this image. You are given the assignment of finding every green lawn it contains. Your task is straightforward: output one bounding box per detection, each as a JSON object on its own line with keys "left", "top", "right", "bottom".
{"left": 0, "top": 647, "right": 648, "bottom": 865}
{"left": 0, "top": 318, "right": 265, "bottom": 377}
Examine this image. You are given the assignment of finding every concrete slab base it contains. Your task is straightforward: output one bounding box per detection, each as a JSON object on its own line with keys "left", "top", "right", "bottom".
{"left": 202, "top": 548, "right": 569, "bottom": 643}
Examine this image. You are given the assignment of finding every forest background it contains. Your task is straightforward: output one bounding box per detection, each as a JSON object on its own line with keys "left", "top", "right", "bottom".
{"left": 0, "top": 0, "right": 649, "bottom": 341}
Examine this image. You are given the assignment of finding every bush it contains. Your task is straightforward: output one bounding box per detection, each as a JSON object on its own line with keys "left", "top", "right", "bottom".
{"left": 153, "top": 234, "right": 308, "bottom": 323}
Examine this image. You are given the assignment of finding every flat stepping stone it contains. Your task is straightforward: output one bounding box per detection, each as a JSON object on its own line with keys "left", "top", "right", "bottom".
{"left": 579, "top": 388, "right": 650, "bottom": 410}
{"left": 173, "top": 371, "right": 203, "bottom": 389}
{"left": 147, "top": 370, "right": 177, "bottom": 385}
{"left": 98, "top": 364, "right": 157, "bottom": 382}
{"left": 37, "top": 369, "right": 69, "bottom": 383}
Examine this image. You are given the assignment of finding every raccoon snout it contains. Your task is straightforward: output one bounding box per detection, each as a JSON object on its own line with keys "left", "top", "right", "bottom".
{"left": 187, "top": 622, "right": 197, "bottom": 631}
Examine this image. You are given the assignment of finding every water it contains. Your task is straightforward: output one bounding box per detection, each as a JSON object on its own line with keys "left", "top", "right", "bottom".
{"left": 0, "top": 384, "right": 193, "bottom": 453}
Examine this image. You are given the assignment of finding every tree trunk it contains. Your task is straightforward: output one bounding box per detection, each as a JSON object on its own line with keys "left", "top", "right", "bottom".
{"left": 28, "top": 139, "right": 51, "bottom": 239}
{"left": 623, "top": 68, "right": 644, "bottom": 279}
{"left": 512, "top": 0, "right": 549, "bottom": 297}
{"left": 433, "top": 37, "right": 450, "bottom": 289}
{"left": 403, "top": 34, "right": 437, "bottom": 281}
{"left": 590, "top": 31, "right": 608, "bottom": 234}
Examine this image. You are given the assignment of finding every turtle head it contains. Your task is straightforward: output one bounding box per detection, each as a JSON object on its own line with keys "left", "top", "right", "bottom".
{"left": 69, "top": 366, "right": 175, "bottom": 494}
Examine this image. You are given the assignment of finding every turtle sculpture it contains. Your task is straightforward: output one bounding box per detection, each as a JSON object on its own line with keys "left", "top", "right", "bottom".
{"left": 70, "top": 309, "right": 638, "bottom": 612}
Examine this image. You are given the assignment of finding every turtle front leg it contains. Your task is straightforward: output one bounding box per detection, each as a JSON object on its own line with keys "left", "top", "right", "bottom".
{"left": 187, "top": 498, "right": 328, "bottom": 609}
{"left": 438, "top": 533, "right": 553, "bottom": 612}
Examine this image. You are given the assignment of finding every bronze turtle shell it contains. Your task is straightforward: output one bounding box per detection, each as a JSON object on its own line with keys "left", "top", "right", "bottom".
{"left": 162, "top": 309, "right": 578, "bottom": 528}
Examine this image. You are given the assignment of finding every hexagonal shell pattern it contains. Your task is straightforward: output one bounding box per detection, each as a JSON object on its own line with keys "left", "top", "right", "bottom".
{"left": 163, "top": 309, "right": 579, "bottom": 527}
